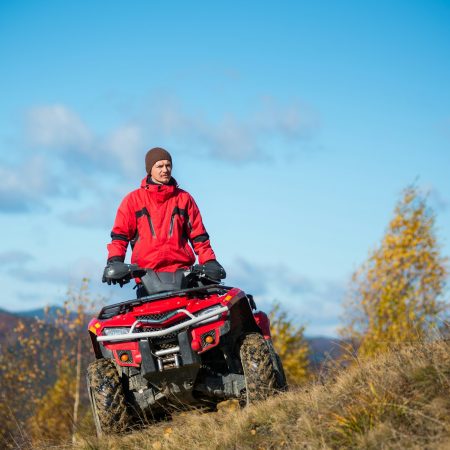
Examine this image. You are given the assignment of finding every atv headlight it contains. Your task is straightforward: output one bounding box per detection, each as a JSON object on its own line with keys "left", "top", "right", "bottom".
{"left": 195, "top": 305, "right": 226, "bottom": 325}
{"left": 103, "top": 327, "right": 131, "bottom": 336}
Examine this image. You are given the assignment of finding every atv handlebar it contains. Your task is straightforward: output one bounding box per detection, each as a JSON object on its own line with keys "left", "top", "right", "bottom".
{"left": 102, "top": 262, "right": 223, "bottom": 287}
{"left": 102, "top": 263, "right": 146, "bottom": 286}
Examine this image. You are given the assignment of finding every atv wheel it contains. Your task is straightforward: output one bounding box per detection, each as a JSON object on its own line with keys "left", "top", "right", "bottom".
{"left": 87, "top": 359, "right": 132, "bottom": 436}
{"left": 239, "top": 333, "right": 277, "bottom": 404}
{"left": 266, "top": 340, "right": 288, "bottom": 391}
{"left": 274, "top": 353, "right": 288, "bottom": 391}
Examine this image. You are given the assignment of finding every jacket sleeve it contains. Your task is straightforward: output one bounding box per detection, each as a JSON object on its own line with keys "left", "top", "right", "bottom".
{"left": 106, "top": 193, "right": 137, "bottom": 263}
{"left": 186, "top": 194, "right": 216, "bottom": 264}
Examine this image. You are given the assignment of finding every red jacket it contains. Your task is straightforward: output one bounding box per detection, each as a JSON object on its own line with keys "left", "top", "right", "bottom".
{"left": 107, "top": 177, "right": 216, "bottom": 272}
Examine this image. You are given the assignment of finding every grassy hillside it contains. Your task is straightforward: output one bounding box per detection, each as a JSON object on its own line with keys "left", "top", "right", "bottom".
{"left": 59, "top": 338, "right": 450, "bottom": 450}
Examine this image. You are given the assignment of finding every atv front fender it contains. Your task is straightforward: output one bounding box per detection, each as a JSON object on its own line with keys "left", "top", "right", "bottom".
{"left": 227, "top": 296, "right": 260, "bottom": 340}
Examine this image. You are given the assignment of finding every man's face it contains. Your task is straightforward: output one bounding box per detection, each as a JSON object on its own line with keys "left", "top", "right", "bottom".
{"left": 151, "top": 159, "right": 172, "bottom": 184}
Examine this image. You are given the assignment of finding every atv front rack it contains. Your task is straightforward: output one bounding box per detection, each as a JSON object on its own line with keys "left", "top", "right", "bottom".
{"left": 98, "top": 285, "right": 233, "bottom": 320}
{"left": 97, "top": 305, "right": 229, "bottom": 342}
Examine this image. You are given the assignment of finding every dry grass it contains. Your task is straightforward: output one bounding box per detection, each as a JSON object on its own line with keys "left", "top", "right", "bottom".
{"left": 33, "top": 339, "right": 450, "bottom": 449}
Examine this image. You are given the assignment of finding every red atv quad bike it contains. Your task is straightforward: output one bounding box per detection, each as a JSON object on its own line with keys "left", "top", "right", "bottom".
{"left": 87, "top": 262, "right": 287, "bottom": 435}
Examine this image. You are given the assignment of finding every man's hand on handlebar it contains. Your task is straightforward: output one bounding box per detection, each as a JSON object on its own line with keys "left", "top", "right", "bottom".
{"left": 201, "top": 260, "right": 226, "bottom": 281}
{"left": 102, "top": 274, "right": 129, "bottom": 287}
{"left": 102, "top": 260, "right": 226, "bottom": 287}
{"left": 102, "top": 261, "right": 131, "bottom": 287}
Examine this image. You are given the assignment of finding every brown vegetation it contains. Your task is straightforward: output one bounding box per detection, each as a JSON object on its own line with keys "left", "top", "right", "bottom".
{"left": 64, "top": 338, "right": 450, "bottom": 450}
{"left": 0, "top": 280, "right": 102, "bottom": 448}
{"left": 269, "top": 302, "right": 310, "bottom": 384}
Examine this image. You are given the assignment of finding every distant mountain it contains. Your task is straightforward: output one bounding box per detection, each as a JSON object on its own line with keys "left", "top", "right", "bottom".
{"left": 17, "top": 305, "right": 70, "bottom": 321}
{"left": 0, "top": 308, "right": 35, "bottom": 346}
{"left": 306, "top": 336, "right": 346, "bottom": 369}
{"left": 13, "top": 306, "right": 84, "bottom": 326}
{"left": 0, "top": 307, "right": 82, "bottom": 349}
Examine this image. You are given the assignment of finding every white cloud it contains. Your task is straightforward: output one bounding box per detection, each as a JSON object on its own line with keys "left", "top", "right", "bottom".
{"left": 25, "top": 105, "right": 145, "bottom": 177}
{"left": 7, "top": 256, "right": 102, "bottom": 286}
{"left": 227, "top": 258, "right": 344, "bottom": 336}
{"left": 1, "top": 95, "right": 320, "bottom": 215}
{"left": 203, "top": 115, "right": 262, "bottom": 161}
{"left": 0, "top": 155, "right": 59, "bottom": 212}
{"left": 146, "top": 95, "right": 320, "bottom": 162}
{"left": 254, "top": 96, "right": 319, "bottom": 139}
{"left": 60, "top": 202, "right": 115, "bottom": 228}
{"left": 26, "top": 104, "right": 93, "bottom": 152}
{"left": 24, "top": 96, "right": 319, "bottom": 170}
{"left": 104, "top": 124, "right": 144, "bottom": 177}
{"left": 0, "top": 250, "right": 34, "bottom": 266}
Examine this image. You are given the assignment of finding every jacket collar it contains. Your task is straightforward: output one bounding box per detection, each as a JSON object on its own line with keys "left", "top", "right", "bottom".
{"left": 140, "top": 176, "right": 178, "bottom": 202}
{"left": 140, "top": 175, "right": 178, "bottom": 188}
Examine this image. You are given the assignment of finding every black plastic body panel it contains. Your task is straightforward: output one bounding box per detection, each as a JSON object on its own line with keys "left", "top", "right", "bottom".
{"left": 178, "top": 330, "right": 201, "bottom": 365}
{"left": 139, "top": 339, "right": 157, "bottom": 375}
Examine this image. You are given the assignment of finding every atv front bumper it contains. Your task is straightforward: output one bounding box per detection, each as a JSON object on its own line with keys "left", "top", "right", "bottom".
{"left": 96, "top": 306, "right": 229, "bottom": 342}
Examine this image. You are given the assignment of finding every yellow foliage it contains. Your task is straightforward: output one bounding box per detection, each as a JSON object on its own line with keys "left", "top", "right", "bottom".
{"left": 269, "top": 302, "right": 310, "bottom": 384}
{"left": 340, "top": 186, "right": 448, "bottom": 357}
{"left": 28, "top": 363, "right": 76, "bottom": 444}
{"left": 0, "top": 279, "right": 103, "bottom": 448}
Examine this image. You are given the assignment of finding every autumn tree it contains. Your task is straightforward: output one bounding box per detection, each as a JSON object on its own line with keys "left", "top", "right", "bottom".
{"left": 28, "top": 363, "right": 77, "bottom": 443}
{"left": 0, "top": 279, "right": 102, "bottom": 448}
{"left": 340, "top": 186, "right": 448, "bottom": 356}
{"left": 269, "top": 302, "right": 310, "bottom": 384}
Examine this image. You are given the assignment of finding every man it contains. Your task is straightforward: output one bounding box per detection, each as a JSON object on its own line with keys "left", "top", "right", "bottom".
{"left": 102, "top": 147, "right": 225, "bottom": 295}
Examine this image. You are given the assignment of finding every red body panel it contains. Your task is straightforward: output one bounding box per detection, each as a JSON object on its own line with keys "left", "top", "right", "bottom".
{"left": 253, "top": 311, "right": 272, "bottom": 340}
{"left": 191, "top": 320, "right": 226, "bottom": 354}
{"left": 90, "top": 288, "right": 249, "bottom": 367}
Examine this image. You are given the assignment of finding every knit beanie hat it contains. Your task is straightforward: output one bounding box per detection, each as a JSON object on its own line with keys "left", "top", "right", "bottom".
{"left": 145, "top": 147, "right": 172, "bottom": 174}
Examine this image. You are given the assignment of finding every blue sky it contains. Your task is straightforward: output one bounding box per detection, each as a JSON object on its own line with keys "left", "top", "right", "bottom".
{"left": 0, "top": 1, "right": 449, "bottom": 336}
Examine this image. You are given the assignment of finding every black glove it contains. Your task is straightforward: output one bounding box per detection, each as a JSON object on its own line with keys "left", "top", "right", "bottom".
{"left": 203, "top": 260, "right": 226, "bottom": 280}
{"left": 102, "top": 265, "right": 118, "bottom": 285}
{"left": 102, "top": 261, "right": 129, "bottom": 287}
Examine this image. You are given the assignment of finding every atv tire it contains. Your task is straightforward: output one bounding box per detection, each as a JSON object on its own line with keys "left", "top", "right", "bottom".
{"left": 274, "top": 353, "right": 288, "bottom": 391}
{"left": 266, "top": 340, "right": 288, "bottom": 391}
{"left": 239, "top": 333, "right": 277, "bottom": 404}
{"left": 87, "top": 358, "right": 132, "bottom": 436}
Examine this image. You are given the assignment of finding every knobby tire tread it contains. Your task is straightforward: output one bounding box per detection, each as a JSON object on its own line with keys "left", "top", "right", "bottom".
{"left": 87, "top": 358, "right": 131, "bottom": 434}
{"left": 239, "top": 333, "right": 277, "bottom": 403}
